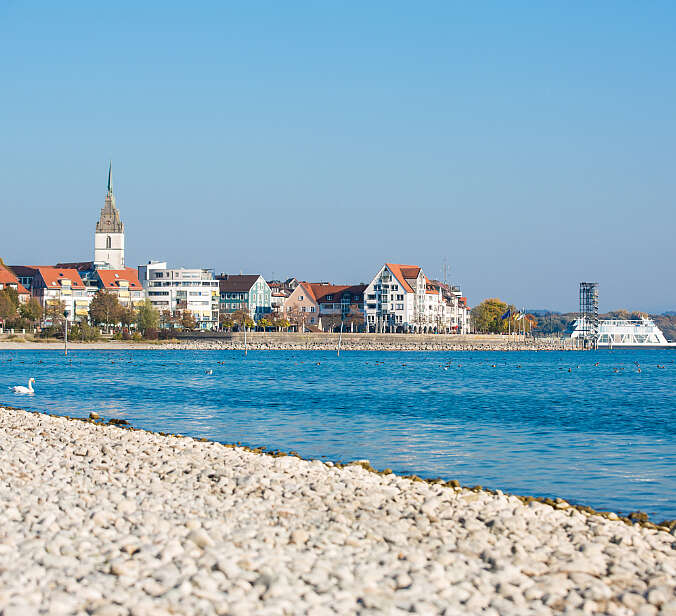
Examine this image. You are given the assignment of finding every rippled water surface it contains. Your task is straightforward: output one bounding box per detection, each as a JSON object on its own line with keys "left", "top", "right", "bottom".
{"left": 2, "top": 348, "right": 675, "bottom": 520}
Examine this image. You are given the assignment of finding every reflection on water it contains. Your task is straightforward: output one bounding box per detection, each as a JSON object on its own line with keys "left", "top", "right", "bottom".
{"left": 1, "top": 348, "right": 675, "bottom": 520}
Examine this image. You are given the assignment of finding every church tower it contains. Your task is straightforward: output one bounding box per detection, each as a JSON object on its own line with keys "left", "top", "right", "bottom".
{"left": 94, "top": 162, "right": 125, "bottom": 270}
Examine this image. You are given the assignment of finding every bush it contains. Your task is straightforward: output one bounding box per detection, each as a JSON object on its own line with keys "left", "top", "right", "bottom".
{"left": 39, "top": 325, "right": 63, "bottom": 339}
{"left": 112, "top": 332, "right": 123, "bottom": 341}
{"left": 121, "top": 329, "right": 132, "bottom": 340}
{"left": 5, "top": 317, "right": 32, "bottom": 331}
{"left": 69, "top": 322, "right": 100, "bottom": 342}
{"left": 132, "top": 332, "right": 143, "bottom": 342}
{"left": 143, "top": 328, "right": 159, "bottom": 340}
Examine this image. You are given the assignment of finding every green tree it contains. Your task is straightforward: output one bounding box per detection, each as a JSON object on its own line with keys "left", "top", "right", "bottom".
{"left": 160, "top": 309, "right": 177, "bottom": 329}
{"left": 471, "top": 298, "right": 512, "bottom": 333}
{"left": 0, "top": 291, "right": 17, "bottom": 323}
{"left": 180, "top": 310, "right": 197, "bottom": 330}
{"left": 273, "top": 317, "right": 290, "bottom": 331}
{"left": 136, "top": 299, "right": 160, "bottom": 334}
{"left": 230, "top": 309, "right": 254, "bottom": 330}
{"left": 89, "top": 290, "right": 123, "bottom": 328}
{"left": 45, "top": 300, "right": 67, "bottom": 326}
{"left": 257, "top": 317, "right": 272, "bottom": 330}
{"left": 119, "top": 305, "right": 136, "bottom": 328}
{"left": 18, "top": 298, "right": 43, "bottom": 324}
{"left": 344, "top": 303, "right": 364, "bottom": 332}
{"left": 219, "top": 312, "right": 234, "bottom": 330}
{"left": 1, "top": 287, "right": 20, "bottom": 308}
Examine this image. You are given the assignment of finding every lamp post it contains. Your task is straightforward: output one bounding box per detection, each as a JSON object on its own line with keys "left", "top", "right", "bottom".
{"left": 63, "top": 309, "right": 69, "bottom": 356}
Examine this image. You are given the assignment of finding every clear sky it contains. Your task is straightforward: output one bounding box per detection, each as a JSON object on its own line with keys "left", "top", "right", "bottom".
{"left": 2, "top": 1, "right": 674, "bottom": 312}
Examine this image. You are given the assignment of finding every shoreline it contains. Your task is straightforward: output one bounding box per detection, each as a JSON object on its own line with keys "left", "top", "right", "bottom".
{"left": 0, "top": 333, "right": 576, "bottom": 352}
{"left": 1, "top": 405, "right": 674, "bottom": 614}
{"left": 3, "top": 404, "right": 674, "bottom": 532}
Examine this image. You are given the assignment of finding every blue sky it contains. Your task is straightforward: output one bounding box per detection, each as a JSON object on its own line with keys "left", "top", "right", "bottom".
{"left": 1, "top": 1, "right": 674, "bottom": 312}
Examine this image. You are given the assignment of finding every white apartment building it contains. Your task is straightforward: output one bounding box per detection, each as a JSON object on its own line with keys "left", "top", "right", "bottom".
{"left": 138, "top": 261, "right": 219, "bottom": 330}
{"left": 30, "top": 267, "right": 92, "bottom": 323}
{"left": 364, "top": 263, "right": 470, "bottom": 333}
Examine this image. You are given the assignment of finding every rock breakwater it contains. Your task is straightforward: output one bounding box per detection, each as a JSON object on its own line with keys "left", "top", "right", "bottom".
{"left": 168, "top": 333, "right": 574, "bottom": 352}
{"left": 1, "top": 406, "right": 674, "bottom": 615}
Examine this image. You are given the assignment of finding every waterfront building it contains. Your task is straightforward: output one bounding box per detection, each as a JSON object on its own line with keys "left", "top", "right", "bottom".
{"left": 94, "top": 269, "right": 146, "bottom": 308}
{"left": 270, "top": 289, "right": 291, "bottom": 317}
{"left": 138, "top": 261, "right": 219, "bottom": 329}
{"left": 364, "top": 263, "right": 470, "bottom": 333}
{"left": 94, "top": 163, "right": 125, "bottom": 270}
{"left": 8, "top": 265, "right": 39, "bottom": 294}
{"left": 268, "top": 278, "right": 300, "bottom": 293}
{"left": 30, "top": 267, "right": 91, "bottom": 322}
{"left": 285, "top": 282, "right": 366, "bottom": 331}
{"left": 0, "top": 264, "right": 30, "bottom": 303}
{"left": 216, "top": 275, "right": 272, "bottom": 322}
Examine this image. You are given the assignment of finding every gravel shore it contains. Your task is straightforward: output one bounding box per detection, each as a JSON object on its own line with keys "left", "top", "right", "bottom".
{"left": 1, "top": 407, "right": 674, "bottom": 615}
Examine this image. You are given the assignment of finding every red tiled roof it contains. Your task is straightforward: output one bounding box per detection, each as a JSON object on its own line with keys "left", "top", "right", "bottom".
{"left": 384, "top": 263, "right": 421, "bottom": 293}
{"left": 97, "top": 268, "right": 142, "bottom": 290}
{"left": 296, "top": 281, "right": 318, "bottom": 303}
{"left": 299, "top": 283, "right": 366, "bottom": 304}
{"left": 294, "top": 282, "right": 366, "bottom": 305}
{"left": 0, "top": 266, "right": 29, "bottom": 296}
{"left": 36, "top": 267, "right": 86, "bottom": 289}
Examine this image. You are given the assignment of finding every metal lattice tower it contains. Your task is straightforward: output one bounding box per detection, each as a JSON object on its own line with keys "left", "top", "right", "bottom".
{"left": 579, "top": 282, "right": 599, "bottom": 347}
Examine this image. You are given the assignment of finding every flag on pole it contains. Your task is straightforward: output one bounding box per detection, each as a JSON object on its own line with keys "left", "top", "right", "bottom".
{"left": 516, "top": 313, "right": 525, "bottom": 321}
{"left": 501, "top": 309, "right": 511, "bottom": 320}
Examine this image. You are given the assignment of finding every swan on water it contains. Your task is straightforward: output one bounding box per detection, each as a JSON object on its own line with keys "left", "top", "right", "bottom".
{"left": 10, "top": 378, "right": 35, "bottom": 394}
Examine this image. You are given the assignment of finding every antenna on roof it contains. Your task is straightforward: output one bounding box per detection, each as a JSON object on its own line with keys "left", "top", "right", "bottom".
{"left": 442, "top": 258, "right": 448, "bottom": 285}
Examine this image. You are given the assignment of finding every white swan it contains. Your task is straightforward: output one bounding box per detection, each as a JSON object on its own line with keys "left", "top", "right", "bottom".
{"left": 10, "top": 378, "right": 35, "bottom": 394}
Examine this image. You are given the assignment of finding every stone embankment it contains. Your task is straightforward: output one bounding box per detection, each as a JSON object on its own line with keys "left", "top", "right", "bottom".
{"left": 169, "top": 332, "right": 576, "bottom": 352}
{"left": 1, "top": 407, "right": 674, "bottom": 615}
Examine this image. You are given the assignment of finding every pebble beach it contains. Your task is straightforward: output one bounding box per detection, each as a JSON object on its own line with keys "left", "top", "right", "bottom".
{"left": 1, "top": 406, "right": 675, "bottom": 615}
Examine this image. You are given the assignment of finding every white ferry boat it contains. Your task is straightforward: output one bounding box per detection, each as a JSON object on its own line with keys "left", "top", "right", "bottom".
{"left": 568, "top": 318, "right": 675, "bottom": 348}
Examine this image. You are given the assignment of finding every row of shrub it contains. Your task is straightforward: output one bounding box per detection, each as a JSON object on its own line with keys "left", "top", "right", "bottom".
{"left": 112, "top": 328, "right": 176, "bottom": 341}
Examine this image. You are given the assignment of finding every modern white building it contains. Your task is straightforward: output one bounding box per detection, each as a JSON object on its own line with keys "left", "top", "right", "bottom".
{"left": 138, "top": 261, "right": 219, "bottom": 330}
{"left": 94, "top": 163, "right": 125, "bottom": 270}
{"left": 364, "top": 263, "right": 470, "bottom": 333}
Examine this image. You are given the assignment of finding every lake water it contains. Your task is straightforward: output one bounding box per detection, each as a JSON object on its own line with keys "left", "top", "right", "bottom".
{"left": 1, "top": 348, "right": 674, "bottom": 521}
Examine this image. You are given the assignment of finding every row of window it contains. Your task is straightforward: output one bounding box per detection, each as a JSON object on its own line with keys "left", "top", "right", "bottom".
{"left": 150, "top": 281, "right": 218, "bottom": 288}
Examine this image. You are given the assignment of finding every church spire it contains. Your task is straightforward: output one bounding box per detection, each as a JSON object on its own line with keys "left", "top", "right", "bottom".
{"left": 107, "top": 161, "right": 113, "bottom": 195}
{"left": 96, "top": 162, "right": 124, "bottom": 234}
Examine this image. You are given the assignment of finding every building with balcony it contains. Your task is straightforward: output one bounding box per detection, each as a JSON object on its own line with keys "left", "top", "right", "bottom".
{"left": 29, "top": 267, "right": 91, "bottom": 322}
{"left": 95, "top": 269, "right": 146, "bottom": 308}
{"left": 285, "top": 282, "right": 366, "bottom": 331}
{"left": 216, "top": 275, "right": 272, "bottom": 322}
{"left": 364, "top": 263, "right": 470, "bottom": 333}
{"left": 138, "top": 261, "right": 219, "bottom": 329}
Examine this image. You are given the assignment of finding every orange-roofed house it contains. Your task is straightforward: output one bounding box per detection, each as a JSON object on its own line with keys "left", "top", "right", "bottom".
{"left": 31, "top": 267, "right": 91, "bottom": 322}
{"left": 94, "top": 269, "right": 146, "bottom": 309}
{"left": 286, "top": 282, "right": 366, "bottom": 331}
{"left": 0, "top": 265, "right": 30, "bottom": 304}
